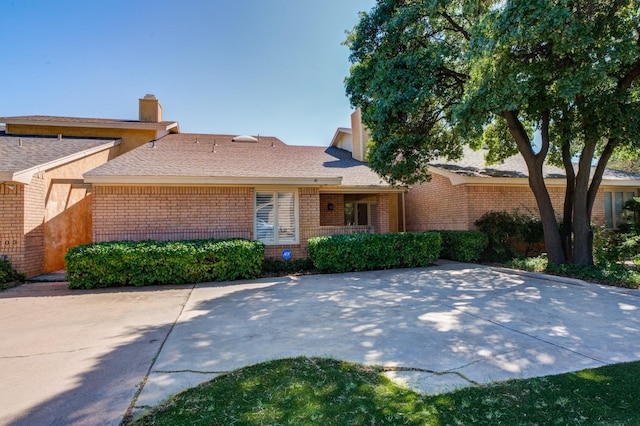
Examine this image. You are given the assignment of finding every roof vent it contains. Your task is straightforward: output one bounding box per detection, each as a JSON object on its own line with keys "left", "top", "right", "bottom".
{"left": 232, "top": 135, "right": 258, "bottom": 142}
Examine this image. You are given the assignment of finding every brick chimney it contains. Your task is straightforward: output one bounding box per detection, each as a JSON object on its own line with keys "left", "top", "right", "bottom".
{"left": 139, "top": 94, "right": 163, "bottom": 122}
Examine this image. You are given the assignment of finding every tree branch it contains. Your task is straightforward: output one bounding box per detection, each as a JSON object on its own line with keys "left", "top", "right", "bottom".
{"left": 440, "top": 12, "right": 471, "bottom": 40}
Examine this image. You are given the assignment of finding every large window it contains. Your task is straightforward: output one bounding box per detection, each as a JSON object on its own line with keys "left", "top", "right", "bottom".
{"left": 604, "top": 191, "right": 636, "bottom": 229}
{"left": 255, "top": 191, "right": 297, "bottom": 244}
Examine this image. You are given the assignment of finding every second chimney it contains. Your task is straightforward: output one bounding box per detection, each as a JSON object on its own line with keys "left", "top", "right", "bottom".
{"left": 139, "top": 94, "right": 163, "bottom": 122}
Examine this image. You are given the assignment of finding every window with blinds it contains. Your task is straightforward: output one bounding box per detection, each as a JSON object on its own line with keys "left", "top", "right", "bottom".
{"left": 255, "top": 191, "right": 298, "bottom": 244}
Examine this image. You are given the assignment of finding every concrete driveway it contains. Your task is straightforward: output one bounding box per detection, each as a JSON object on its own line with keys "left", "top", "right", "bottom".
{"left": 1, "top": 262, "right": 639, "bottom": 425}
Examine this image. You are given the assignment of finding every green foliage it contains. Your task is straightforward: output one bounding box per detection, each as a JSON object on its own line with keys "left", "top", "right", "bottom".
{"left": 506, "top": 254, "right": 640, "bottom": 289}
{"left": 475, "top": 211, "right": 545, "bottom": 262}
{"left": 438, "top": 230, "right": 488, "bottom": 262}
{"left": 593, "top": 225, "right": 640, "bottom": 269}
{"left": 64, "top": 239, "right": 265, "bottom": 289}
{"left": 345, "top": 0, "right": 640, "bottom": 265}
{"left": 0, "top": 258, "right": 25, "bottom": 288}
{"left": 128, "top": 357, "right": 640, "bottom": 426}
{"left": 505, "top": 255, "right": 548, "bottom": 273}
{"left": 308, "top": 232, "right": 441, "bottom": 273}
{"left": 546, "top": 262, "right": 640, "bottom": 289}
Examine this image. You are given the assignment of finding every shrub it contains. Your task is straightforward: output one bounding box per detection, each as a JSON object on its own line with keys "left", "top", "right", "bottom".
{"left": 0, "top": 258, "right": 25, "bottom": 288}
{"left": 438, "top": 230, "right": 488, "bottom": 262}
{"left": 475, "top": 211, "right": 545, "bottom": 261}
{"left": 505, "top": 255, "right": 548, "bottom": 272}
{"left": 308, "top": 232, "right": 441, "bottom": 274}
{"left": 65, "top": 239, "right": 265, "bottom": 289}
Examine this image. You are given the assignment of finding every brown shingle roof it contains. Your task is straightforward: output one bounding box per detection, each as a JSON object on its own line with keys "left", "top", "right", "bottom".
{"left": 430, "top": 146, "right": 640, "bottom": 183}
{"left": 0, "top": 133, "right": 119, "bottom": 183}
{"left": 85, "top": 133, "right": 394, "bottom": 189}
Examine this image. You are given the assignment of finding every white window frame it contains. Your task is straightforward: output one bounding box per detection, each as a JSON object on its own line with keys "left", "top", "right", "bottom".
{"left": 254, "top": 189, "right": 299, "bottom": 245}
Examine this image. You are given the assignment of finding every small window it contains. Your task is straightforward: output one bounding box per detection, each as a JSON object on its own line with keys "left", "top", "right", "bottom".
{"left": 255, "top": 191, "right": 298, "bottom": 244}
{"left": 604, "top": 191, "right": 636, "bottom": 229}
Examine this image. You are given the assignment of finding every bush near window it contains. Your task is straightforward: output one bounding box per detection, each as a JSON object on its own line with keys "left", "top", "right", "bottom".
{"left": 65, "top": 239, "right": 265, "bottom": 289}
{"left": 0, "top": 258, "right": 25, "bottom": 288}
{"left": 438, "top": 230, "right": 488, "bottom": 262}
{"left": 308, "top": 232, "right": 441, "bottom": 274}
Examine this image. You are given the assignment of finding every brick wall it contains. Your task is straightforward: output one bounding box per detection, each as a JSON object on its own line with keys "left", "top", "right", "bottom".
{"left": 376, "top": 193, "right": 390, "bottom": 233}
{"left": 405, "top": 173, "right": 470, "bottom": 230}
{"left": 0, "top": 183, "right": 25, "bottom": 274}
{"left": 92, "top": 185, "right": 254, "bottom": 241}
{"left": 405, "top": 171, "right": 583, "bottom": 231}
{"left": 466, "top": 185, "right": 565, "bottom": 228}
{"left": 22, "top": 173, "right": 47, "bottom": 277}
{"left": 319, "top": 194, "right": 344, "bottom": 226}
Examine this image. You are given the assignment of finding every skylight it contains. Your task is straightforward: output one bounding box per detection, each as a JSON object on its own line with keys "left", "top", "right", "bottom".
{"left": 232, "top": 135, "right": 258, "bottom": 142}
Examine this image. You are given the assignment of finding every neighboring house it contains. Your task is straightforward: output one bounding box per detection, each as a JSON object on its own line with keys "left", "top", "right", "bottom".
{"left": 83, "top": 132, "right": 403, "bottom": 260}
{"left": 403, "top": 147, "right": 640, "bottom": 232}
{"left": 0, "top": 95, "right": 179, "bottom": 276}
{"left": 0, "top": 133, "right": 119, "bottom": 276}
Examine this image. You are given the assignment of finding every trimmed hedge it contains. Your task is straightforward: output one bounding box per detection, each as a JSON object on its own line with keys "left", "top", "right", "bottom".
{"left": 308, "top": 232, "right": 441, "bottom": 273}
{"left": 64, "top": 239, "right": 265, "bottom": 289}
{"left": 439, "top": 230, "right": 488, "bottom": 262}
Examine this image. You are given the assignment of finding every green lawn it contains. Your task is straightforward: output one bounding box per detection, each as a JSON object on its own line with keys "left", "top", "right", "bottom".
{"left": 128, "top": 357, "right": 640, "bottom": 425}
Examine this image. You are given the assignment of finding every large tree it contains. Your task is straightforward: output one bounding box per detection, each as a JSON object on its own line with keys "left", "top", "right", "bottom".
{"left": 346, "top": 0, "right": 640, "bottom": 265}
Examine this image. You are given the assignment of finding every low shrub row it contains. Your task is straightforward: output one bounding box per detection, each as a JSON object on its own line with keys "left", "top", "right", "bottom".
{"left": 308, "top": 232, "right": 441, "bottom": 273}
{"left": 438, "top": 230, "right": 488, "bottom": 262}
{"left": 65, "top": 239, "right": 265, "bottom": 289}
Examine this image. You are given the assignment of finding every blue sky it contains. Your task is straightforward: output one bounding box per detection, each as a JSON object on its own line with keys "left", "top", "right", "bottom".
{"left": 0, "top": 0, "right": 375, "bottom": 146}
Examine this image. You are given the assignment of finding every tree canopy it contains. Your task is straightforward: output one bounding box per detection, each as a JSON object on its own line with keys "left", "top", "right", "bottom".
{"left": 346, "top": 0, "right": 640, "bottom": 265}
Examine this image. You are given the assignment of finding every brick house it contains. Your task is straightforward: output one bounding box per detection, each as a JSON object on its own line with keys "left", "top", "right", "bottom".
{"left": 83, "top": 131, "right": 403, "bottom": 260}
{"left": 0, "top": 95, "right": 179, "bottom": 276}
{"left": 3, "top": 95, "right": 638, "bottom": 277}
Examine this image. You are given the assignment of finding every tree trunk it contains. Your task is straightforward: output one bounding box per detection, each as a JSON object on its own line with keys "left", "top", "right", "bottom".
{"left": 561, "top": 141, "right": 575, "bottom": 262}
{"left": 503, "top": 110, "right": 566, "bottom": 265}
{"left": 572, "top": 139, "right": 597, "bottom": 265}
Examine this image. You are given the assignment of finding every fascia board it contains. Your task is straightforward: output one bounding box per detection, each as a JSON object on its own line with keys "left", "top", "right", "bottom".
{"left": 84, "top": 175, "right": 343, "bottom": 186}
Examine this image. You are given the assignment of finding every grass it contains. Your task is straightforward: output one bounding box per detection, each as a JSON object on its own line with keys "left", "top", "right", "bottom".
{"left": 128, "top": 357, "right": 640, "bottom": 425}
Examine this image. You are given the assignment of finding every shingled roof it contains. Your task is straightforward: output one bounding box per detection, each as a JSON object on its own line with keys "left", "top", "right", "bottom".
{"left": 430, "top": 146, "right": 640, "bottom": 185}
{"left": 84, "top": 133, "right": 396, "bottom": 191}
{"left": 0, "top": 132, "right": 119, "bottom": 183}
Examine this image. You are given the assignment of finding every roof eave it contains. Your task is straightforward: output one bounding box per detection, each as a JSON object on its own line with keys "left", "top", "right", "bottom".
{"left": 1, "top": 118, "right": 179, "bottom": 133}
{"left": 84, "top": 175, "right": 343, "bottom": 186}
